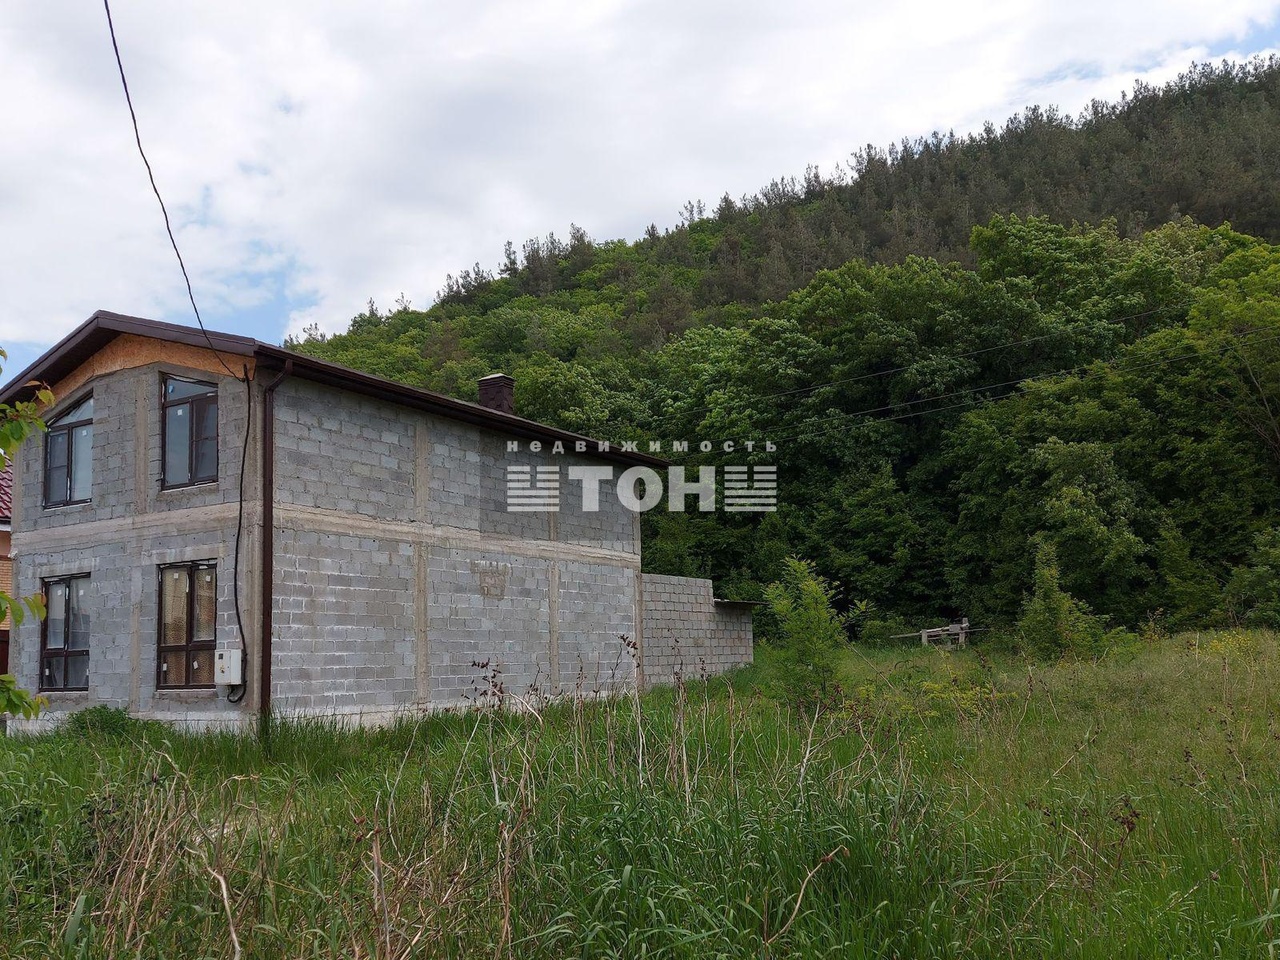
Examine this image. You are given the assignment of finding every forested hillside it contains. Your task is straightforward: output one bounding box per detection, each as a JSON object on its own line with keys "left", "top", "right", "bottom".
{"left": 290, "top": 59, "right": 1280, "bottom": 633}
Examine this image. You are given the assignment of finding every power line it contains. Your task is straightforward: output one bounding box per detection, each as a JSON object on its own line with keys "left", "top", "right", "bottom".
{"left": 765, "top": 328, "right": 1280, "bottom": 446}
{"left": 647, "top": 329, "right": 1066, "bottom": 427}
{"left": 648, "top": 299, "right": 1191, "bottom": 428}
{"left": 103, "top": 1, "right": 251, "bottom": 704}
{"left": 102, "top": 0, "right": 240, "bottom": 382}
{"left": 774, "top": 323, "right": 1277, "bottom": 440}
{"left": 775, "top": 328, "right": 1280, "bottom": 445}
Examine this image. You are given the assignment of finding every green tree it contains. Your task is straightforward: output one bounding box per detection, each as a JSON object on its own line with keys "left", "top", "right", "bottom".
{"left": 1152, "top": 524, "right": 1220, "bottom": 628}
{"left": 1017, "top": 542, "right": 1111, "bottom": 660}
{"left": 284, "top": 62, "right": 1280, "bottom": 634}
{"left": 0, "top": 349, "right": 51, "bottom": 718}
{"left": 510, "top": 354, "right": 613, "bottom": 435}
{"left": 1223, "top": 528, "right": 1280, "bottom": 628}
{"left": 763, "top": 558, "right": 850, "bottom": 706}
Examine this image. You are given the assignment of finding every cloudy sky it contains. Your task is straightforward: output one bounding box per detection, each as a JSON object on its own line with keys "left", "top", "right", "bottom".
{"left": 3, "top": 1, "right": 1279, "bottom": 380}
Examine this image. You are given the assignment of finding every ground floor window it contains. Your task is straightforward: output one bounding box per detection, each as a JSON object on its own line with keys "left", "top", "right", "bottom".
{"left": 157, "top": 561, "right": 217, "bottom": 688}
{"left": 41, "top": 575, "right": 90, "bottom": 690}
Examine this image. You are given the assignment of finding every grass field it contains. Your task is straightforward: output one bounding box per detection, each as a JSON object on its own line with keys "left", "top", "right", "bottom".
{"left": 2, "top": 630, "right": 1279, "bottom": 958}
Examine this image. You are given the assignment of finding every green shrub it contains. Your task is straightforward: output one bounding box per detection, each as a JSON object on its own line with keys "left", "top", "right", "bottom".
{"left": 1153, "top": 526, "right": 1219, "bottom": 628}
{"left": 1223, "top": 528, "right": 1280, "bottom": 628}
{"left": 763, "top": 557, "right": 850, "bottom": 706}
{"left": 62, "top": 706, "right": 149, "bottom": 739}
{"left": 1017, "top": 542, "right": 1111, "bottom": 659}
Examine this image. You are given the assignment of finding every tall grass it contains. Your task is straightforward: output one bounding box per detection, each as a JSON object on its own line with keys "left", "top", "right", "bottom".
{"left": 1, "top": 630, "right": 1278, "bottom": 958}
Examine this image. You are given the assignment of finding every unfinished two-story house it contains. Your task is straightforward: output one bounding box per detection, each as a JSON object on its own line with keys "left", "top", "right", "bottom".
{"left": 2, "top": 311, "right": 753, "bottom": 729}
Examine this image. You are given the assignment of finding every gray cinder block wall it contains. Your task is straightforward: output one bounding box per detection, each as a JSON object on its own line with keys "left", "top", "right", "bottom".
{"left": 9, "top": 362, "right": 252, "bottom": 730}
{"left": 266, "top": 378, "right": 640, "bottom": 719}
{"left": 639, "top": 574, "right": 754, "bottom": 687}
{"left": 9, "top": 340, "right": 752, "bottom": 730}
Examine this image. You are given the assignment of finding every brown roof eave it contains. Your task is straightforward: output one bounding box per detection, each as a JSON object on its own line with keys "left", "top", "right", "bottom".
{"left": 0, "top": 310, "right": 257, "bottom": 406}
{"left": 0, "top": 310, "right": 666, "bottom": 470}
{"left": 252, "top": 345, "right": 669, "bottom": 469}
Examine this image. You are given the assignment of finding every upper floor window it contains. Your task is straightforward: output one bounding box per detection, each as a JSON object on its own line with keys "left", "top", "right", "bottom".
{"left": 162, "top": 377, "right": 218, "bottom": 488}
{"left": 41, "top": 575, "right": 90, "bottom": 691}
{"left": 44, "top": 395, "right": 93, "bottom": 508}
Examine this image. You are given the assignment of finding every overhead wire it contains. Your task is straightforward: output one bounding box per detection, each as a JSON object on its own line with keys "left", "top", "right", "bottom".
{"left": 102, "top": 0, "right": 241, "bottom": 382}
{"left": 766, "top": 327, "right": 1280, "bottom": 446}
{"left": 102, "top": 0, "right": 251, "bottom": 703}
{"left": 648, "top": 298, "right": 1193, "bottom": 428}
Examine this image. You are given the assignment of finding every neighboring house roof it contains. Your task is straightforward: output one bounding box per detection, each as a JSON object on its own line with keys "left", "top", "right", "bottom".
{"left": 0, "top": 311, "right": 665, "bottom": 468}
{"left": 0, "top": 464, "right": 11, "bottom": 522}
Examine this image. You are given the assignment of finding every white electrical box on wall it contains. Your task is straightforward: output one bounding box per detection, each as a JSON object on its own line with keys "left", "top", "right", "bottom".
{"left": 214, "top": 650, "right": 242, "bottom": 686}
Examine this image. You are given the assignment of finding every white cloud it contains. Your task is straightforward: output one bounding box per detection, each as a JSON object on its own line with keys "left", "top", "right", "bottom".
{"left": 1, "top": 0, "right": 1278, "bottom": 359}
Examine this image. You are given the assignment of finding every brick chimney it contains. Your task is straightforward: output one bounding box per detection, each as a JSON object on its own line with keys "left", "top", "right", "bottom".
{"left": 477, "top": 373, "right": 515, "bottom": 415}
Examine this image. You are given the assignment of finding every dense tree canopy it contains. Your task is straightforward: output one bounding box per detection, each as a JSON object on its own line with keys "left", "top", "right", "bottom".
{"left": 291, "top": 60, "right": 1280, "bottom": 632}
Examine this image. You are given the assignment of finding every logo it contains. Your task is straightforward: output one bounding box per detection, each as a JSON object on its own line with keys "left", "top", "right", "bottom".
{"left": 723, "top": 465, "right": 777, "bottom": 512}
{"left": 504, "top": 463, "right": 778, "bottom": 513}
{"left": 505, "top": 465, "right": 560, "bottom": 512}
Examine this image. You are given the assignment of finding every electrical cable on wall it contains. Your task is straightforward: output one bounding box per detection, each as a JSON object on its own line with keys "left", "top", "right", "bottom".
{"left": 226, "top": 368, "right": 252, "bottom": 704}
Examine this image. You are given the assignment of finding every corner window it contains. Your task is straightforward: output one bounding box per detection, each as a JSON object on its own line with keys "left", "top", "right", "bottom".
{"left": 157, "top": 562, "right": 217, "bottom": 688}
{"left": 162, "top": 377, "right": 218, "bottom": 488}
{"left": 44, "top": 395, "right": 93, "bottom": 508}
{"left": 41, "top": 575, "right": 90, "bottom": 691}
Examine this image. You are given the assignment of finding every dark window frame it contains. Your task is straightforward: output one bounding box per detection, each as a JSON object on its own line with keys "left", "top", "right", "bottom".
{"left": 160, "top": 376, "right": 219, "bottom": 490}
{"left": 40, "top": 574, "right": 90, "bottom": 692}
{"left": 43, "top": 394, "right": 94, "bottom": 509}
{"left": 156, "top": 561, "right": 218, "bottom": 690}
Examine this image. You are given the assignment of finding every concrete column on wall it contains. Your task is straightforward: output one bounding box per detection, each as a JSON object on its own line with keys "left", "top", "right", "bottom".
{"left": 414, "top": 542, "right": 430, "bottom": 705}
{"left": 130, "top": 372, "right": 149, "bottom": 712}
{"left": 414, "top": 420, "right": 431, "bottom": 524}
{"left": 414, "top": 421, "right": 431, "bottom": 705}
{"left": 130, "top": 565, "right": 144, "bottom": 710}
{"left": 634, "top": 513, "right": 646, "bottom": 690}
{"left": 635, "top": 571, "right": 646, "bottom": 690}
{"left": 547, "top": 511, "right": 560, "bottom": 695}
{"left": 134, "top": 374, "right": 150, "bottom": 516}
{"left": 548, "top": 559, "right": 561, "bottom": 695}
{"left": 242, "top": 502, "right": 262, "bottom": 715}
